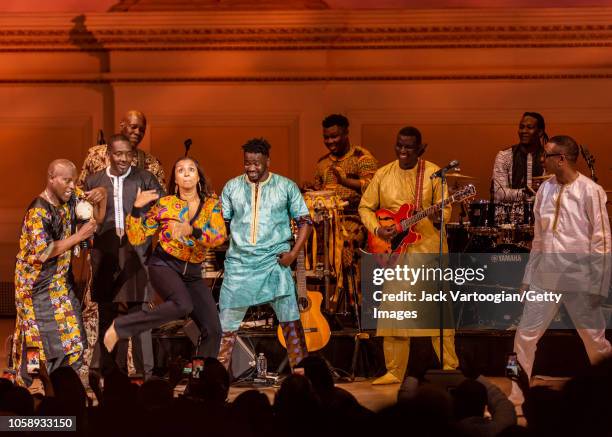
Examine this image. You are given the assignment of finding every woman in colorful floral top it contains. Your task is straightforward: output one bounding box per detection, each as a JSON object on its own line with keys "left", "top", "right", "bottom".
{"left": 103, "top": 157, "right": 226, "bottom": 358}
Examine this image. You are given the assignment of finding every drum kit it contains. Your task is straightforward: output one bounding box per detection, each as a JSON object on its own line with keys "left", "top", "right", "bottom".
{"left": 445, "top": 172, "right": 543, "bottom": 254}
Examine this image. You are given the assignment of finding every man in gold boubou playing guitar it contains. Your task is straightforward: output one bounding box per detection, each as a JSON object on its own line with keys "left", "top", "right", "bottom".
{"left": 359, "top": 126, "right": 459, "bottom": 385}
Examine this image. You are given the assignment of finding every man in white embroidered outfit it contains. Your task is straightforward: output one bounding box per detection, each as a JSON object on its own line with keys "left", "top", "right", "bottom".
{"left": 84, "top": 134, "right": 164, "bottom": 379}
{"left": 510, "top": 135, "right": 612, "bottom": 404}
{"left": 78, "top": 110, "right": 165, "bottom": 381}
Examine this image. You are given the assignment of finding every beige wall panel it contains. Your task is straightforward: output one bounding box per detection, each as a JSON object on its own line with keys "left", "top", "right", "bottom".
{"left": 113, "top": 84, "right": 320, "bottom": 185}
{"left": 0, "top": 52, "right": 105, "bottom": 75}
{"left": 0, "top": 87, "right": 102, "bottom": 278}
{"left": 110, "top": 51, "right": 329, "bottom": 75}
{"left": 150, "top": 124, "right": 293, "bottom": 194}
{"left": 111, "top": 81, "right": 612, "bottom": 195}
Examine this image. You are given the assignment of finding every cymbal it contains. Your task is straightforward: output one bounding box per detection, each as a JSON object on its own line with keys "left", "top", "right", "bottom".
{"left": 446, "top": 172, "right": 477, "bottom": 180}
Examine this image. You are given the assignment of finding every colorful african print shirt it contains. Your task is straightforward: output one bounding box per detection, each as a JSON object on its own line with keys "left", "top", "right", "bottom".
{"left": 12, "top": 190, "right": 87, "bottom": 384}
{"left": 126, "top": 194, "right": 226, "bottom": 264}
{"left": 314, "top": 145, "right": 378, "bottom": 211}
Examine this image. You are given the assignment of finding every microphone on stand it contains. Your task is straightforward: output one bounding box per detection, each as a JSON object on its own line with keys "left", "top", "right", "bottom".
{"left": 580, "top": 144, "right": 597, "bottom": 182}
{"left": 430, "top": 160, "right": 460, "bottom": 179}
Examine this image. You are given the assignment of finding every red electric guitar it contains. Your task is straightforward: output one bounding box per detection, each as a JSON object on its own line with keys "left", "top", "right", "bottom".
{"left": 367, "top": 184, "right": 476, "bottom": 254}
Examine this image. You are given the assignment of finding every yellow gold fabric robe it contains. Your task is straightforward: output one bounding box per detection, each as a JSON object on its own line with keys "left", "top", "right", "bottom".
{"left": 359, "top": 159, "right": 455, "bottom": 337}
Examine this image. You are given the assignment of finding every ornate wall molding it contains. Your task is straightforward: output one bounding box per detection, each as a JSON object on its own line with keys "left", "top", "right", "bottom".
{"left": 4, "top": 73, "right": 612, "bottom": 83}
{"left": 0, "top": 114, "right": 93, "bottom": 240}
{"left": 148, "top": 111, "right": 301, "bottom": 178}
{"left": 3, "top": 9, "right": 612, "bottom": 51}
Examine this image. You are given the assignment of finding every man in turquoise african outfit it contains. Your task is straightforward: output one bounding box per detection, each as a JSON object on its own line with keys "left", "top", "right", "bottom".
{"left": 218, "top": 138, "right": 312, "bottom": 372}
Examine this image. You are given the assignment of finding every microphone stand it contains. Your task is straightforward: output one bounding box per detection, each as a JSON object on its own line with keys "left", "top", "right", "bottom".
{"left": 580, "top": 145, "right": 597, "bottom": 182}
{"left": 435, "top": 167, "right": 450, "bottom": 369}
{"left": 413, "top": 165, "right": 466, "bottom": 392}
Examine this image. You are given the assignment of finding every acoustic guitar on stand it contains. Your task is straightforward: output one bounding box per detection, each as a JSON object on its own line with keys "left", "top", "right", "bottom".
{"left": 277, "top": 234, "right": 331, "bottom": 352}
{"left": 366, "top": 184, "right": 476, "bottom": 254}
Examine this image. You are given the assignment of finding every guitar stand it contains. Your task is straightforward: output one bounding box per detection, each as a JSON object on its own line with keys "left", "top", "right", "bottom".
{"left": 325, "top": 264, "right": 361, "bottom": 326}
{"left": 346, "top": 265, "right": 369, "bottom": 381}
{"left": 295, "top": 207, "right": 367, "bottom": 382}
{"left": 317, "top": 265, "right": 371, "bottom": 382}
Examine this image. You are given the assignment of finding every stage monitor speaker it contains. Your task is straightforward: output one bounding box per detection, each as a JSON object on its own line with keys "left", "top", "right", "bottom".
{"left": 231, "top": 335, "right": 256, "bottom": 379}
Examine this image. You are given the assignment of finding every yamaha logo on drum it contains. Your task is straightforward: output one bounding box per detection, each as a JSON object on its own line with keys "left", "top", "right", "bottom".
{"left": 490, "top": 254, "right": 522, "bottom": 263}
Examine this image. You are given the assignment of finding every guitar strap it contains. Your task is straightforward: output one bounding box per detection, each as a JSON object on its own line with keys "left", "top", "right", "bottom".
{"left": 414, "top": 158, "right": 425, "bottom": 211}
